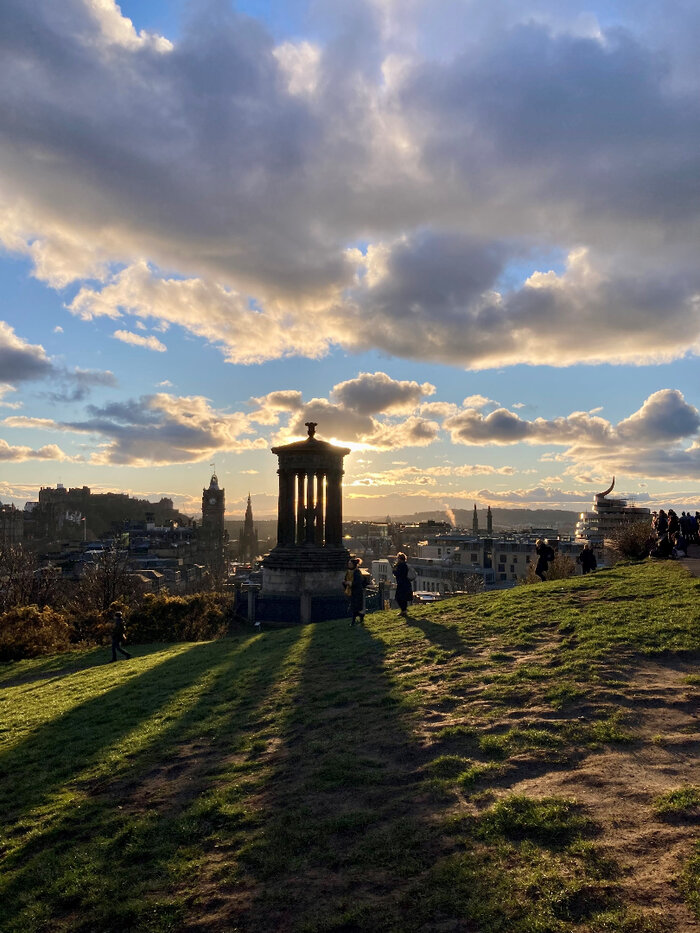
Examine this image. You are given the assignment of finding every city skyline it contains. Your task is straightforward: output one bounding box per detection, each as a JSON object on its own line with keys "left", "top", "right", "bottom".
{"left": 2, "top": 0, "right": 700, "bottom": 519}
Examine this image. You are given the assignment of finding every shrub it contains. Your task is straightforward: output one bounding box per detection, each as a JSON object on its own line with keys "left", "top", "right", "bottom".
{"left": 0, "top": 605, "right": 72, "bottom": 661}
{"left": 607, "top": 520, "right": 654, "bottom": 562}
{"left": 126, "top": 593, "right": 234, "bottom": 643}
{"left": 521, "top": 552, "right": 576, "bottom": 584}
{"left": 547, "top": 553, "right": 576, "bottom": 581}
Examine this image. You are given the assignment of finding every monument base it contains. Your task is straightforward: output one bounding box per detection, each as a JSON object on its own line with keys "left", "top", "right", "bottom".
{"left": 253, "top": 592, "right": 350, "bottom": 625}
{"left": 259, "top": 545, "right": 351, "bottom": 623}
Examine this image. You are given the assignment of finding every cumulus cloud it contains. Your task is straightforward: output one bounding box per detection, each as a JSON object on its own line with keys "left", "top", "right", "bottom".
{"left": 249, "top": 390, "right": 304, "bottom": 425}
{"left": 1, "top": 2, "right": 700, "bottom": 370}
{"left": 0, "top": 439, "right": 76, "bottom": 462}
{"left": 113, "top": 329, "right": 167, "bottom": 352}
{"left": 6, "top": 393, "right": 268, "bottom": 466}
{"left": 331, "top": 371, "right": 435, "bottom": 414}
{"left": 445, "top": 405, "right": 613, "bottom": 447}
{"left": 0, "top": 322, "right": 53, "bottom": 383}
{"left": 616, "top": 389, "right": 700, "bottom": 443}
{"left": 437, "top": 388, "right": 700, "bottom": 481}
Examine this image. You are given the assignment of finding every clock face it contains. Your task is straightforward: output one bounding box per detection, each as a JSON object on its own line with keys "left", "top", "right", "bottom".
{"left": 209, "top": 496, "right": 217, "bottom": 504}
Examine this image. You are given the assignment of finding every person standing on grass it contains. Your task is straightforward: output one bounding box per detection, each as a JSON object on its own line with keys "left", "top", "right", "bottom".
{"left": 393, "top": 551, "right": 414, "bottom": 617}
{"left": 110, "top": 611, "right": 131, "bottom": 662}
{"left": 348, "top": 557, "right": 367, "bottom": 626}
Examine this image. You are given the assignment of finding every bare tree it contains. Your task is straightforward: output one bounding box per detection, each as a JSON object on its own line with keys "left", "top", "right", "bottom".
{"left": 0, "top": 544, "right": 61, "bottom": 611}
{"left": 74, "top": 546, "right": 144, "bottom": 613}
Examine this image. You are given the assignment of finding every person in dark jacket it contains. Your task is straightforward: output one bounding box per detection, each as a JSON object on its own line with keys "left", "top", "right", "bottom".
{"left": 577, "top": 543, "right": 597, "bottom": 574}
{"left": 110, "top": 611, "right": 131, "bottom": 662}
{"left": 393, "top": 552, "right": 414, "bottom": 617}
{"left": 534, "top": 539, "right": 555, "bottom": 581}
{"left": 348, "top": 558, "right": 367, "bottom": 626}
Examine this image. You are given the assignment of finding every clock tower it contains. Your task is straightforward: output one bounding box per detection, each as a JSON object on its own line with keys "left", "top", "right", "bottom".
{"left": 201, "top": 473, "right": 225, "bottom": 576}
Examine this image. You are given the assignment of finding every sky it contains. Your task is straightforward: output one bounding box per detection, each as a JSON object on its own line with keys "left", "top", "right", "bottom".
{"left": 2, "top": 0, "right": 700, "bottom": 521}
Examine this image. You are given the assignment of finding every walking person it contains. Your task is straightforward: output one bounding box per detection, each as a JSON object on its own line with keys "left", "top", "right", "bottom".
{"left": 393, "top": 552, "right": 414, "bottom": 617}
{"left": 347, "top": 558, "right": 367, "bottom": 626}
{"left": 110, "top": 610, "right": 131, "bottom": 662}
{"left": 577, "top": 543, "right": 597, "bottom": 575}
{"left": 534, "top": 538, "right": 555, "bottom": 581}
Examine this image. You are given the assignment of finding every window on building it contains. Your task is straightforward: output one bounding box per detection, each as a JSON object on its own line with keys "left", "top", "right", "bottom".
{"left": 500, "top": 554, "right": 507, "bottom": 562}
{"left": 498, "top": 564, "right": 505, "bottom": 573}
{"left": 471, "top": 553, "right": 478, "bottom": 562}
{"left": 512, "top": 556, "right": 518, "bottom": 563}
{"left": 510, "top": 565, "right": 515, "bottom": 573}
{"left": 499, "top": 573, "right": 507, "bottom": 580}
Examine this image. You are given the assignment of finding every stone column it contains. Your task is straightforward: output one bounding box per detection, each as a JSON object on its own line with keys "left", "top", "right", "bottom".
{"left": 296, "top": 471, "right": 305, "bottom": 545}
{"left": 305, "top": 470, "right": 316, "bottom": 544}
{"left": 315, "top": 471, "right": 325, "bottom": 545}
{"left": 325, "top": 469, "right": 343, "bottom": 547}
{"left": 277, "top": 469, "right": 295, "bottom": 546}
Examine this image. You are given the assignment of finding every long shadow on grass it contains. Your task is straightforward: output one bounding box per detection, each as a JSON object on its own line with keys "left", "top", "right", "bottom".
{"left": 228, "top": 618, "right": 450, "bottom": 933}
{"left": 0, "top": 627, "right": 307, "bottom": 933}
{"left": 403, "top": 609, "right": 477, "bottom": 655}
{"left": 0, "top": 638, "right": 256, "bottom": 823}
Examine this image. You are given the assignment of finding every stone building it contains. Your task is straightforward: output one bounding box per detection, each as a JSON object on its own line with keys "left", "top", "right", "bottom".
{"left": 201, "top": 473, "right": 226, "bottom": 576}
{"left": 0, "top": 504, "right": 24, "bottom": 546}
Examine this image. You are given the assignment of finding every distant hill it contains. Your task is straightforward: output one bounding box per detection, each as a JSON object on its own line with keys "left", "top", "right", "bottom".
{"left": 367, "top": 508, "right": 580, "bottom": 534}
{"left": 226, "top": 510, "right": 580, "bottom": 539}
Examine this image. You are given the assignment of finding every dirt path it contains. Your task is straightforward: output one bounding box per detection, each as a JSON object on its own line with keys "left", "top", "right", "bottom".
{"left": 504, "top": 659, "right": 700, "bottom": 931}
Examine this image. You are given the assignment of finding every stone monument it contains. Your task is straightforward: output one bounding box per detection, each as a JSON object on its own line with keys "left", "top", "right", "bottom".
{"left": 259, "top": 422, "right": 351, "bottom": 623}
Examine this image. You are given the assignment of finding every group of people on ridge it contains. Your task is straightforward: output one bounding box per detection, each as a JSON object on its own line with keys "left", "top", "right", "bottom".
{"left": 649, "top": 509, "right": 698, "bottom": 559}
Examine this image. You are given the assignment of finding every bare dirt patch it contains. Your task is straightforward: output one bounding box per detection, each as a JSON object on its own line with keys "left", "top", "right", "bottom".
{"left": 503, "top": 659, "right": 700, "bottom": 932}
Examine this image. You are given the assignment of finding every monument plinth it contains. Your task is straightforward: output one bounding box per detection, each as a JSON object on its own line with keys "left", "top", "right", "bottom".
{"left": 260, "top": 423, "right": 351, "bottom": 623}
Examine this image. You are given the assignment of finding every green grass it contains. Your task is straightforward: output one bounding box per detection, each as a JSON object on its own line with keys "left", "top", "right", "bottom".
{"left": 653, "top": 786, "right": 700, "bottom": 820}
{"left": 0, "top": 561, "right": 698, "bottom": 931}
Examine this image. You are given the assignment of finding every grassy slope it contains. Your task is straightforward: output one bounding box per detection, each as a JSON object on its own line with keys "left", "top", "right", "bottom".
{"left": 0, "top": 562, "right": 698, "bottom": 932}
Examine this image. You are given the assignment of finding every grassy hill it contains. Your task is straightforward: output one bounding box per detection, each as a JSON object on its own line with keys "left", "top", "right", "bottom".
{"left": 1, "top": 562, "right": 699, "bottom": 932}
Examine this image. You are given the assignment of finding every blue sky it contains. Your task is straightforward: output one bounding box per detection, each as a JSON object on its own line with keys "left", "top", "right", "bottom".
{"left": 2, "top": 0, "right": 700, "bottom": 519}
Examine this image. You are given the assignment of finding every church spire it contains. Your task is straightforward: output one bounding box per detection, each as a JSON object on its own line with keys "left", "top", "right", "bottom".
{"left": 472, "top": 503, "right": 479, "bottom": 534}
{"left": 239, "top": 493, "right": 258, "bottom": 563}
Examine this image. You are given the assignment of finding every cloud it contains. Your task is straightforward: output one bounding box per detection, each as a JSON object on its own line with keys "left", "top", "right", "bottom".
{"left": 469, "top": 485, "right": 594, "bottom": 506}
{"left": 348, "top": 463, "right": 517, "bottom": 488}
{"left": 331, "top": 371, "right": 435, "bottom": 414}
{"left": 0, "top": 322, "right": 53, "bottom": 382}
{"left": 616, "top": 389, "right": 700, "bottom": 443}
{"left": 0, "top": 439, "right": 77, "bottom": 462}
{"left": 47, "top": 367, "right": 118, "bottom": 403}
{"left": 113, "top": 329, "right": 167, "bottom": 352}
{"left": 0, "top": 384, "right": 21, "bottom": 409}
{"left": 249, "top": 390, "right": 304, "bottom": 425}
{"left": 439, "top": 388, "right": 700, "bottom": 481}
{"left": 1, "top": 3, "right": 700, "bottom": 371}
{"left": 444, "top": 405, "right": 613, "bottom": 447}
{"left": 462, "top": 395, "right": 499, "bottom": 410}
{"left": 7, "top": 393, "right": 268, "bottom": 466}
{"left": 364, "top": 415, "right": 440, "bottom": 449}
